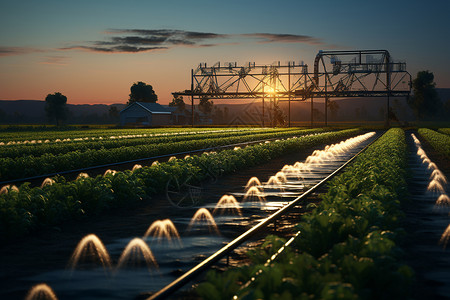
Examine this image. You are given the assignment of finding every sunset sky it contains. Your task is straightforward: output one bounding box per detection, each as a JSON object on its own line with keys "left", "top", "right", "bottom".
{"left": 1, "top": 0, "right": 449, "bottom": 105}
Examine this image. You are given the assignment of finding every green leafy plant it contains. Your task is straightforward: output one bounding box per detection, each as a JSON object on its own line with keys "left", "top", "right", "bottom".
{"left": 0, "top": 128, "right": 326, "bottom": 181}
{"left": 418, "top": 128, "right": 450, "bottom": 158}
{"left": 197, "top": 129, "right": 413, "bottom": 299}
{"left": 0, "top": 128, "right": 360, "bottom": 240}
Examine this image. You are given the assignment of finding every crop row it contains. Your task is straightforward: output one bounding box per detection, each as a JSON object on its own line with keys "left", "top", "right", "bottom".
{"left": 0, "top": 127, "right": 259, "bottom": 143}
{"left": 0, "top": 127, "right": 301, "bottom": 159}
{"left": 418, "top": 128, "right": 450, "bottom": 159}
{"left": 438, "top": 128, "right": 450, "bottom": 136}
{"left": 197, "top": 128, "right": 412, "bottom": 299}
{"left": 0, "top": 128, "right": 360, "bottom": 240}
{"left": 0, "top": 127, "right": 262, "bottom": 145}
{"left": 0, "top": 128, "right": 326, "bottom": 181}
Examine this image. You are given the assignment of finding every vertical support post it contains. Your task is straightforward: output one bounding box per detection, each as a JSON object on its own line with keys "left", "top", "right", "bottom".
{"left": 387, "top": 94, "right": 390, "bottom": 127}
{"left": 324, "top": 75, "right": 328, "bottom": 127}
{"left": 269, "top": 97, "right": 272, "bottom": 128}
{"left": 191, "top": 69, "right": 194, "bottom": 127}
{"left": 262, "top": 84, "right": 265, "bottom": 127}
{"left": 288, "top": 62, "right": 291, "bottom": 127}
{"left": 305, "top": 64, "right": 314, "bottom": 128}
{"left": 386, "top": 52, "right": 391, "bottom": 128}
{"left": 271, "top": 95, "right": 274, "bottom": 128}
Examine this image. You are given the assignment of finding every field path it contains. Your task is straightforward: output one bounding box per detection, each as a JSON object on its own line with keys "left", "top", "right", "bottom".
{"left": 403, "top": 131, "right": 450, "bottom": 299}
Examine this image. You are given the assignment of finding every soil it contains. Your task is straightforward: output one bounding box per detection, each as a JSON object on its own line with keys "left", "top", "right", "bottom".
{"left": 402, "top": 131, "right": 450, "bottom": 300}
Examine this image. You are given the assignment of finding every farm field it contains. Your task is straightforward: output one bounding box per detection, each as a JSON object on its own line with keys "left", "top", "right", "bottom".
{"left": 0, "top": 127, "right": 449, "bottom": 300}
{"left": 418, "top": 128, "right": 450, "bottom": 159}
{"left": 0, "top": 127, "right": 325, "bottom": 182}
{"left": 2, "top": 0, "right": 449, "bottom": 299}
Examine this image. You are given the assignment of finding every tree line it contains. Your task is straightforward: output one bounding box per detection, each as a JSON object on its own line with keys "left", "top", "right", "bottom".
{"left": 43, "top": 71, "right": 450, "bottom": 126}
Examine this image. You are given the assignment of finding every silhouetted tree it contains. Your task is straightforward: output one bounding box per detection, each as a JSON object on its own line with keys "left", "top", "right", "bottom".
{"left": 128, "top": 81, "right": 158, "bottom": 104}
{"left": 273, "top": 102, "right": 286, "bottom": 126}
{"left": 327, "top": 100, "right": 340, "bottom": 120}
{"left": 388, "top": 106, "right": 399, "bottom": 122}
{"left": 223, "top": 106, "right": 229, "bottom": 123}
{"left": 313, "top": 108, "right": 324, "bottom": 122}
{"left": 407, "top": 71, "right": 441, "bottom": 119}
{"left": 213, "top": 107, "right": 224, "bottom": 124}
{"left": 169, "top": 95, "right": 186, "bottom": 111}
{"left": 108, "top": 106, "right": 120, "bottom": 121}
{"left": 199, "top": 97, "right": 213, "bottom": 115}
{"left": 45, "top": 92, "right": 67, "bottom": 125}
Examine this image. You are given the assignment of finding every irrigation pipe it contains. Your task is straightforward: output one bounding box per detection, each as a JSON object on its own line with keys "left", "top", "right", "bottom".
{"left": 146, "top": 132, "right": 383, "bottom": 300}
{"left": 234, "top": 230, "right": 302, "bottom": 298}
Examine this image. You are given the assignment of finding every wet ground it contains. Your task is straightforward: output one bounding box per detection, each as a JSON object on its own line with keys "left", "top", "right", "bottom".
{"left": 402, "top": 132, "right": 450, "bottom": 299}
{"left": 0, "top": 133, "right": 377, "bottom": 300}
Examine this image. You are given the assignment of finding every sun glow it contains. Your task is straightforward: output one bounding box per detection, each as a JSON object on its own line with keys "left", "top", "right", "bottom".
{"left": 265, "top": 86, "right": 276, "bottom": 95}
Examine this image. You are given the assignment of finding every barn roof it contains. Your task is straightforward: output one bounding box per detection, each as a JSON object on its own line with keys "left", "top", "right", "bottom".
{"left": 120, "top": 102, "right": 172, "bottom": 115}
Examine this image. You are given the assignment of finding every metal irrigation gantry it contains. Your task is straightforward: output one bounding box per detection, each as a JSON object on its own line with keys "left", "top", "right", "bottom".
{"left": 173, "top": 49, "right": 412, "bottom": 127}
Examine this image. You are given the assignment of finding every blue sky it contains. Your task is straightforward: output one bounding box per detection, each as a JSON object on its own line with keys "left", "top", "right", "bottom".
{"left": 1, "top": 0, "right": 449, "bottom": 104}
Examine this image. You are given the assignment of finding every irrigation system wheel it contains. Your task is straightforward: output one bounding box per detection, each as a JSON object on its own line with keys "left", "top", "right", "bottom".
{"left": 165, "top": 176, "right": 201, "bottom": 208}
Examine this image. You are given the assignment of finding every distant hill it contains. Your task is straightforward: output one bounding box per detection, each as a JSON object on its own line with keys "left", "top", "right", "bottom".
{"left": 437, "top": 88, "right": 450, "bottom": 103}
{"left": 1, "top": 88, "right": 448, "bottom": 125}
{"left": 0, "top": 100, "right": 126, "bottom": 124}
{"left": 0, "top": 100, "right": 47, "bottom": 123}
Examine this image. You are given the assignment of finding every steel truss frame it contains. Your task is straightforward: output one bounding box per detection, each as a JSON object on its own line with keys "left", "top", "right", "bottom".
{"left": 173, "top": 50, "right": 411, "bottom": 126}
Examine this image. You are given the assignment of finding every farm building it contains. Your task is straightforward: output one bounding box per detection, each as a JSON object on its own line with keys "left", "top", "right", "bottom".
{"left": 119, "top": 102, "right": 172, "bottom": 126}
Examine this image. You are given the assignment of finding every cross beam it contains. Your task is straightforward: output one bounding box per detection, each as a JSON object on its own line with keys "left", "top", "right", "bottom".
{"left": 173, "top": 50, "right": 412, "bottom": 127}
